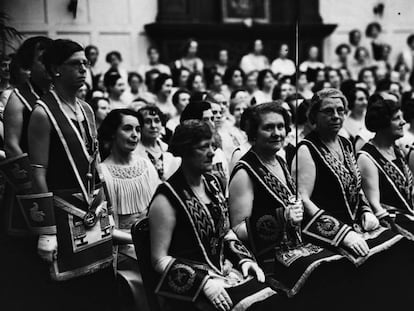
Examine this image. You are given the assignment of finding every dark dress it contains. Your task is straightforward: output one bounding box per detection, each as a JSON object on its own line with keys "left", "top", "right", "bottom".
{"left": 298, "top": 131, "right": 414, "bottom": 309}
{"left": 358, "top": 142, "right": 414, "bottom": 240}
{"left": 26, "top": 90, "right": 117, "bottom": 311}
{"left": 151, "top": 167, "right": 285, "bottom": 311}
{"left": 231, "top": 149, "right": 358, "bottom": 310}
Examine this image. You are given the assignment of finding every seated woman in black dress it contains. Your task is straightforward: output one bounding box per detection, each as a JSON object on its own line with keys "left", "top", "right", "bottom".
{"left": 293, "top": 88, "right": 414, "bottom": 308}
{"left": 148, "top": 120, "right": 284, "bottom": 311}
{"left": 358, "top": 98, "right": 414, "bottom": 240}
{"left": 228, "top": 101, "right": 357, "bottom": 310}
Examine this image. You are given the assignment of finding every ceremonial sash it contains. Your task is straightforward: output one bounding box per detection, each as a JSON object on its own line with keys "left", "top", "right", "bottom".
{"left": 161, "top": 171, "right": 229, "bottom": 274}
{"left": 14, "top": 82, "right": 40, "bottom": 112}
{"left": 232, "top": 150, "right": 344, "bottom": 297}
{"left": 35, "top": 91, "right": 113, "bottom": 281}
{"left": 358, "top": 143, "right": 414, "bottom": 240}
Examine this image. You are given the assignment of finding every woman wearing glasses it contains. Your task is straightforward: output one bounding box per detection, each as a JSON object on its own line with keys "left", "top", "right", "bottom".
{"left": 229, "top": 102, "right": 355, "bottom": 310}
{"left": 293, "top": 88, "right": 414, "bottom": 308}
{"left": 148, "top": 119, "right": 283, "bottom": 311}
{"left": 26, "top": 39, "right": 117, "bottom": 310}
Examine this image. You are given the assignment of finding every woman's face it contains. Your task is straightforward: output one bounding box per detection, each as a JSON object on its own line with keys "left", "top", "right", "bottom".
{"left": 388, "top": 110, "right": 406, "bottom": 139}
{"left": 111, "top": 78, "right": 126, "bottom": 97}
{"left": 328, "top": 70, "right": 341, "bottom": 89}
{"left": 280, "top": 83, "right": 292, "bottom": 100}
{"left": 212, "top": 74, "right": 223, "bottom": 89}
{"left": 113, "top": 114, "right": 140, "bottom": 154}
{"left": 263, "top": 72, "right": 275, "bottom": 90}
{"left": 57, "top": 51, "right": 88, "bottom": 90}
{"left": 161, "top": 78, "right": 173, "bottom": 96}
{"left": 141, "top": 110, "right": 162, "bottom": 141}
{"left": 95, "top": 99, "right": 110, "bottom": 123}
{"left": 218, "top": 50, "right": 228, "bottom": 64}
{"left": 362, "top": 70, "right": 375, "bottom": 86}
{"left": 255, "top": 112, "right": 286, "bottom": 153}
{"left": 176, "top": 92, "right": 190, "bottom": 113}
{"left": 211, "top": 103, "right": 223, "bottom": 128}
{"left": 202, "top": 109, "right": 215, "bottom": 129}
{"left": 231, "top": 70, "right": 243, "bottom": 88}
{"left": 232, "top": 102, "right": 247, "bottom": 125}
{"left": 353, "top": 90, "right": 368, "bottom": 112}
{"left": 179, "top": 69, "right": 190, "bottom": 87}
{"left": 246, "top": 72, "right": 258, "bottom": 92}
{"left": 309, "top": 47, "right": 319, "bottom": 60}
{"left": 316, "top": 70, "right": 325, "bottom": 82}
{"left": 188, "top": 41, "right": 198, "bottom": 57}
{"left": 187, "top": 138, "right": 215, "bottom": 174}
{"left": 192, "top": 75, "right": 205, "bottom": 92}
{"left": 315, "top": 97, "right": 345, "bottom": 134}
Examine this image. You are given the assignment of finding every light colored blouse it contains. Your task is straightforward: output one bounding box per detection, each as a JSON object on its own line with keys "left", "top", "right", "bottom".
{"left": 100, "top": 157, "right": 160, "bottom": 230}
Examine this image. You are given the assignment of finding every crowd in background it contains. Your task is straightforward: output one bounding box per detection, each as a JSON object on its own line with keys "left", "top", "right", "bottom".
{"left": 1, "top": 19, "right": 414, "bottom": 311}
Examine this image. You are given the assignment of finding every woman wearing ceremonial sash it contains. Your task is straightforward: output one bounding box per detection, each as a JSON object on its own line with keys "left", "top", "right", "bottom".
{"left": 0, "top": 37, "right": 54, "bottom": 310}
{"left": 293, "top": 88, "right": 414, "bottom": 308}
{"left": 229, "top": 102, "right": 355, "bottom": 310}
{"left": 358, "top": 98, "right": 414, "bottom": 240}
{"left": 148, "top": 120, "right": 283, "bottom": 311}
{"left": 26, "top": 39, "right": 116, "bottom": 311}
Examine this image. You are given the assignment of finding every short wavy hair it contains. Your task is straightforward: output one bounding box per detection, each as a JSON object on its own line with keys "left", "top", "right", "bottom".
{"left": 365, "top": 99, "right": 401, "bottom": 132}
{"left": 308, "top": 88, "right": 348, "bottom": 125}
{"left": 169, "top": 120, "right": 213, "bottom": 157}
{"left": 246, "top": 101, "right": 291, "bottom": 142}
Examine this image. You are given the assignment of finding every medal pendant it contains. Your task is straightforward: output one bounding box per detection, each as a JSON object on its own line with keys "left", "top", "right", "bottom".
{"left": 83, "top": 211, "right": 97, "bottom": 228}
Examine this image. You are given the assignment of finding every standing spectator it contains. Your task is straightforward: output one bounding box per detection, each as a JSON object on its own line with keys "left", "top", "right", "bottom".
{"left": 104, "top": 70, "right": 127, "bottom": 110}
{"left": 358, "top": 67, "right": 377, "bottom": 95}
{"left": 240, "top": 39, "right": 269, "bottom": 74}
{"left": 326, "top": 68, "right": 342, "bottom": 90}
{"left": 172, "top": 66, "right": 190, "bottom": 88}
{"left": 209, "top": 48, "right": 229, "bottom": 77}
{"left": 153, "top": 73, "right": 175, "bottom": 120}
{"left": 397, "top": 34, "right": 414, "bottom": 73}
{"left": 84, "top": 45, "right": 101, "bottom": 90}
{"left": 348, "top": 29, "right": 363, "bottom": 58}
{"left": 105, "top": 50, "right": 128, "bottom": 83}
{"left": 271, "top": 43, "right": 296, "bottom": 78}
{"left": 299, "top": 45, "right": 325, "bottom": 83}
{"left": 296, "top": 71, "right": 313, "bottom": 99}
{"left": 253, "top": 69, "right": 275, "bottom": 104}
{"left": 135, "top": 105, "right": 181, "bottom": 181}
{"left": 366, "top": 22, "right": 384, "bottom": 61}
{"left": 331, "top": 43, "right": 351, "bottom": 70}
{"left": 245, "top": 70, "right": 259, "bottom": 98}
{"left": 223, "top": 66, "right": 245, "bottom": 94}
{"left": 0, "top": 54, "right": 12, "bottom": 108}
{"left": 122, "top": 71, "right": 144, "bottom": 105}
{"left": 173, "top": 38, "right": 203, "bottom": 73}
{"left": 186, "top": 71, "right": 206, "bottom": 94}
{"left": 90, "top": 96, "right": 110, "bottom": 130}
{"left": 349, "top": 46, "right": 372, "bottom": 80}
{"left": 138, "top": 46, "right": 171, "bottom": 80}
{"left": 166, "top": 88, "right": 191, "bottom": 132}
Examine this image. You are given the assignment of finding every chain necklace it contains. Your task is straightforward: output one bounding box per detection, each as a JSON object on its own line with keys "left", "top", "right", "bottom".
{"left": 61, "top": 97, "right": 89, "bottom": 149}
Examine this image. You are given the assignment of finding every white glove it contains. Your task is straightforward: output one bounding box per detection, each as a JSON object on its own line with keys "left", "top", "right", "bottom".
{"left": 203, "top": 278, "right": 233, "bottom": 311}
{"left": 361, "top": 212, "right": 380, "bottom": 231}
{"left": 37, "top": 234, "right": 58, "bottom": 263}
{"left": 240, "top": 260, "right": 265, "bottom": 283}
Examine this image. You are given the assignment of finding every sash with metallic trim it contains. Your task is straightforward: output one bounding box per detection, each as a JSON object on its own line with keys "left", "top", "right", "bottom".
{"left": 232, "top": 150, "right": 345, "bottom": 297}
{"left": 50, "top": 187, "right": 114, "bottom": 281}
{"left": 36, "top": 90, "right": 97, "bottom": 203}
{"left": 358, "top": 143, "right": 414, "bottom": 240}
{"left": 160, "top": 169, "right": 229, "bottom": 274}
{"left": 300, "top": 134, "right": 361, "bottom": 221}
{"left": 14, "top": 82, "right": 40, "bottom": 112}
{"left": 299, "top": 133, "right": 403, "bottom": 265}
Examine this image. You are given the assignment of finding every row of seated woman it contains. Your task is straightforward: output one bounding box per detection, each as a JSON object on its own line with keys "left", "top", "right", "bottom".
{"left": 141, "top": 89, "right": 414, "bottom": 311}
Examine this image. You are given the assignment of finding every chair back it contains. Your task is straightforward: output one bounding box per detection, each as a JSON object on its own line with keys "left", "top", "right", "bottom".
{"left": 131, "top": 217, "right": 162, "bottom": 311}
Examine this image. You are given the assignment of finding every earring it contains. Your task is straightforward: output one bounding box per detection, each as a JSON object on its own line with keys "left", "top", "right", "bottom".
{"left": 55, "top": 72, "right": 61, "bottom": 77}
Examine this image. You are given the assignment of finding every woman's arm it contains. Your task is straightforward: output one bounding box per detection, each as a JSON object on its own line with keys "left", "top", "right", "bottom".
{"left": 28, "top": 106, "right": 51, "bottom": 193}
{"left": 357, "top": 153, "right": 387, "bottom": 216}
{"left": 228, "top": 169, "right": 254, "bottom": 242}
{"left": 292, "top": 145, "right": 369, "bottom": 256}
{"left": 291, "top": 145, "right": 319, "bottom": 216}
{"left": 4, "top": 92, "right": 25, "bottom": 157}
{"left": 149, "top": 193, "right": 176, "bottom": 272}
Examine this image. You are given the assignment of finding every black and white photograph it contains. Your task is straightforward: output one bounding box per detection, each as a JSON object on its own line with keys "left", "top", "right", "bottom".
{"left": 1, "top": 0, "right": 414, "bottom": 310}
